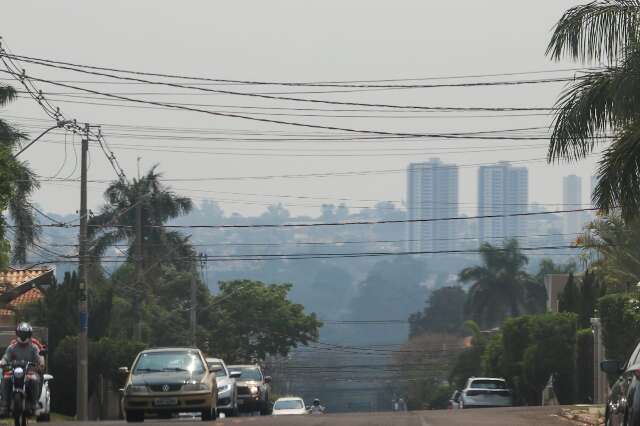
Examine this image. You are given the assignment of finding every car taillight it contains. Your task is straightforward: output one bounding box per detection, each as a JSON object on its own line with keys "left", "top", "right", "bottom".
{"left": 448, "top": 401, "right": 453, "bottom": 409}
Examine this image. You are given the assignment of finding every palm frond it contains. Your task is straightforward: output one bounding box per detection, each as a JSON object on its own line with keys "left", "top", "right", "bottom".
{"left": 547, "top": 0, "right": 640, "bottom": 63}
{"left": 0, "top": 86, "right": 17, "bottom": 107}
{"left": 593, "top": 120, "right": 640, "bottom": 218}
{"left": 548, "top": 54, "right": 640, "bottom": 162}
{"left": 8, "top": 162, "right": 40, "bottom": 264}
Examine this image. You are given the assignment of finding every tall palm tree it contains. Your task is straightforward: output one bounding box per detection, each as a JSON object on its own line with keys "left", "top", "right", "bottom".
{"left": 577, "top": 213, "right": 640, "bottom": 289}
{"left": 88, "top": 165, "right": 194, "bottom": 273}
{"left": 547, "top": 1, "right": 640, "bottom": 220}
{"left": 0, "top": 85, "right": 40, "bottom": 264}
{"left": 460, "top": 240, "right": 531, "bottom": 328}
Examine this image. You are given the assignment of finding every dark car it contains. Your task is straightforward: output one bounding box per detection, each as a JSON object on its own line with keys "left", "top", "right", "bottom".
{"left": 227, "top": 364, "right": 271, "bottom": 415}
{"left": 601, "top": 343, "right": 640, "bottom": 426}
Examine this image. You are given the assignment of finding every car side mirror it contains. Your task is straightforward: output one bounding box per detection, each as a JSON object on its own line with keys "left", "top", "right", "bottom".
{"left": 264, "top": 376, "right": 272, "bottom": 384}
{"left": 43, "top": 374, "right": 53, "bottom": 382}
{"left": 600, "top": 359, "right": 624, "bottom": 374}
{"left": 118, "top": 366, "right": 130, "bottom": 375}
{"left": 229, "top": 371, "right": 241, "bottom": 379}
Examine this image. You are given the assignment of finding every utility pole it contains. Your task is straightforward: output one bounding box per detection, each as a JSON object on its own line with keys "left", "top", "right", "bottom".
{"left": 77, "top": 123, "right": 90, "bottom": 421}
{"left": 134, "top": 186, "right": 143, "bottom": 341}
{"left": 190, "top": 268, "right": 197, "bottom": 347}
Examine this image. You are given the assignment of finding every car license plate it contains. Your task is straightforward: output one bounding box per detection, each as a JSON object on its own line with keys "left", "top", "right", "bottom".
{"left": 154, "top": 398, "right": 178, "bottom": 406}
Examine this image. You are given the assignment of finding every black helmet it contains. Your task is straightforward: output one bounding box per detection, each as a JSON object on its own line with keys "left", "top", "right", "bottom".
{"left": 16, "top": 322, "right": 32, "bottom": 344}
{"left": 313, "top": 398, "right": 320, "bottom": 405}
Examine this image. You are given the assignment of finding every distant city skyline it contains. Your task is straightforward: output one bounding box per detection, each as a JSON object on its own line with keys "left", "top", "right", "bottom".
{"left": 478, "top": 162, "right": 528, "bottom": 245}
{"left": 407, "top": 159, "right": 458, "bottom": 253}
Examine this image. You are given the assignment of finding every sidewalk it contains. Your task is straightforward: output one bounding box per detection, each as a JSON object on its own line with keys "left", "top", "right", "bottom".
{"left": 558, "top": 405, "right": 605, "bottom": 426}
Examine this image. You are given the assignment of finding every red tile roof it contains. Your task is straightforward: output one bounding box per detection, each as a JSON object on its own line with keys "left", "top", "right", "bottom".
{"left": 0, "top": 267, "right": 53, "bottom": 319}
{"left": 8, "top": 288, "right": 44, "bottom": 308}
{"left": 0, "top": 268, "right": 52, "bottom": 290}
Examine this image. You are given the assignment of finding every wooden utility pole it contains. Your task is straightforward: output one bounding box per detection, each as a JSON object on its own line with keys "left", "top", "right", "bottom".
{"left": 77, "top": 123, "right": 90, "bottom": 421}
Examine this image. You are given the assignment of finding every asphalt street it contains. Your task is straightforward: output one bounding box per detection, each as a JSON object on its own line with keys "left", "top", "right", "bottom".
{"left": 49, "top": 407, "right": 574, "bottom": 426}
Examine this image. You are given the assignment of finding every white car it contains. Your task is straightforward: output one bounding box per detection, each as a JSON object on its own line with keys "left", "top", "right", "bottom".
{"left": 459, "top": 377, "right": 513, "bottom": 409}
{"left": 35, "top": 373, "right": 53, "bottom": 422}
{"left": 272, "top": 397, "right": 307, "bottom": 416}
{"left": 206, "top": 357, "right": 240, "bottom": 417}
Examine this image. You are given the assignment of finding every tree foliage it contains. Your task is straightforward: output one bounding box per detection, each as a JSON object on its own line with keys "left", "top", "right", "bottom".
{"left": 547, "top": 1, "right": 640, "bottom": 220}
{"left": 460, "top": 240, "right": 541, "bottom": 328}
{"left": 409, "top": 286, "right": 466, "bottom": 337}
{"left": 0, "top": 85, "right": 39, "bottom": 264}
{"left": 208, "top": 280, "right": 321, "bottom": 362}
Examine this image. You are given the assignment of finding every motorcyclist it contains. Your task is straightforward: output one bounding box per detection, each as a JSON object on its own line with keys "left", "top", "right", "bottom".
{"left": 310, "top": 398, "right": 325, "bottom": 414}
{"left": 0, "top": 323, "right": 44, "bottom": 416}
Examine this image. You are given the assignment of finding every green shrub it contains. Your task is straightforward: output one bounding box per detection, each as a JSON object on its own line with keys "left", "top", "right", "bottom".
{"left": 576, "top": 328, "right": 594, "bottom": 403}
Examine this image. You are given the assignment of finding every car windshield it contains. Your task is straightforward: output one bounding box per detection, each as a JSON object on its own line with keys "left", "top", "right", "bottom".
{"left": 133, "top": 351, "right": 205, "bottom": 375}
{"left": 470, "top": 380, "right": 506, "bottom": 389}
{"left": 207, "top": 362, "right": 228, "bottom": 378}
{"left": 232, "top": 367, "right": 262, "bottom": 381}
{"left": 274, "top": 400, "right": 304, "bottom": 410}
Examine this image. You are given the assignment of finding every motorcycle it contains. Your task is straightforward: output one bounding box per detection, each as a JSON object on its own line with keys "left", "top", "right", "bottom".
{"left": 3, "top": 362, "right": 38, "bottom": 426}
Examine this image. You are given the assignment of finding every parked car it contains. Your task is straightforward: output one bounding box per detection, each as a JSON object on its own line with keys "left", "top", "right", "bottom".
{"left": 206, "top": 357, "right": 240, "bottom": 417}
{"left": 35, "top": 373, "right": 53, "bottom": 422}
{"left": 227, "top": 364, "right": 271, "bottom": 415}
{"left": 448, "top": 390, "right": 461, "bottom": 409}
{"left": 272, "top": 397, "right": 307, "bottom": 416}
{"left": 459, "top": 377, "right": 513, "bottom": 409}
{"left": 601, "top": 343, "right": 640, "bottom": 426}
{"left": 120, "top": 347, "right": 218, "bottom": 422}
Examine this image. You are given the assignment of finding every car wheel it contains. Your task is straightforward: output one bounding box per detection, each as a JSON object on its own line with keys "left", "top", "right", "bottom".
{"left": 201, "top": 406, "right": 216, "bottom": 422}
{"left": 125, "top": 410, "right": 144, "bottom": 423}
{"left": 36, "top": 414, "right": 50, "bottom": 422}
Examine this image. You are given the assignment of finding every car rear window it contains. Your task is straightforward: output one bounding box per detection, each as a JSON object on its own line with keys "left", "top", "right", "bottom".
{"left": 470, "top": 379, "right": 506, "bottom": 389}
{"left": 274, "top": 400, "right": 304, "bottom": 410}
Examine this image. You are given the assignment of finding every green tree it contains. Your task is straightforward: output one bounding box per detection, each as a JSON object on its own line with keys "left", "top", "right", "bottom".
{"left": 88, "top": 165, "right": 194, "bottom": 273}
{"left": 534, "top": 258, "right": 577, "bottom": 283}
{"left": 460, "top": 240, "right": 532, "bottom": 328}
{"left": 559, "top": 273, "right": 580, "bottom": 315}
{"left": 578, "top": 214, "right": 640, "bottom": 289}
{"left": 579, "top": 270, "right": 600, "bottom": 328}
{"left": 547, "top": 1, "right": 640, "bottom": 220}
{"left": 0, "top": 85, "right": 40, "bottom": 264}
{"left": 207, "top": 280, "right": 322, "bottom": 362}
{"left": 449, "top": 321, "right": 486, "bottom": 389}
{"left": 409, "top": 286, "right": 467, "bottom": 337}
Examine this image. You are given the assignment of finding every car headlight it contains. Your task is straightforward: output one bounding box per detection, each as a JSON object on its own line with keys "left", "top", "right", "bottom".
{"left": 183, "top": 381, "right": 210, "bottom": 391}
{"left": 127, "top": 385, "right": 147, "bottom": 394}
{"left": 217, "top": 384, "right": 231, "bottom": 393}
{"left": 249, "top": 386, "right": 259, "bottom": 394}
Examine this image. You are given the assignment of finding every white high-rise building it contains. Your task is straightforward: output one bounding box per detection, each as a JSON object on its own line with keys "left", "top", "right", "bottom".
{"left": 407, "top": 159, "right": 458, "bottom": 253}
{"left": 563, "top": 175, "right": 583, "bottom": 236}
{"left": 477, "top": 162, "right": 528, "bottom": 245}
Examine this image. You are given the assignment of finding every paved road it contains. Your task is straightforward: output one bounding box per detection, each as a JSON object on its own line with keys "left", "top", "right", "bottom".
{"left": 50, "top": 407, "right": 574, "bottom": 425}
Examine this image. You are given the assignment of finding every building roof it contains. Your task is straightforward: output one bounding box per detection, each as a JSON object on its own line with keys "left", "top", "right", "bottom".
{"left": 0, "top": 268, "right": 52, "bottom": 289}
{"left": 0, "top": 267, "right": 54, "bottom": 320}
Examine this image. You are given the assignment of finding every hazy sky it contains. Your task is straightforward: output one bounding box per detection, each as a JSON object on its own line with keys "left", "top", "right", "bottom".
{"left": 1, "top": 0, "right": 598, "bottom": 217}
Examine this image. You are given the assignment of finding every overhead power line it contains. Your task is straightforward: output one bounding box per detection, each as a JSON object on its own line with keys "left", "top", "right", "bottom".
{"left": 1, "top": 53, "right": 581, "bottom": 113}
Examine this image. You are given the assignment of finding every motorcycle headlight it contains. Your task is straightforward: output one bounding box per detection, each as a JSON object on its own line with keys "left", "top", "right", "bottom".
{"left": 249, "top": 385, "right": 259, "bottom": 394}
{"left": 13, "top": 368, "right": 24, "bottom": 379}
{"left": 127, "top": 385, "right": 147, "bottom": 394}
{"left": 217, "top": 384, "right": 231, "bottom": 393}
{"left": 183, "top": 381, "right": 209, "bottom": 391}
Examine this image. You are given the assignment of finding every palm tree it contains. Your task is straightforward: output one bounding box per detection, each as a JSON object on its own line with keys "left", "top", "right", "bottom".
{"left": 577, "top": 213, "right": 640, "bottom": 289}
{"left": 547, "top": 1, "right": 640, "bottom": 220}
{"left": 460, "top": 240, "right": 532, "bottom": 328}
{"left": 88, "top": 165, "right": 194, "bottom": 274}
{"left": 0, "top": 86, "right": 40, "bottom": 264}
